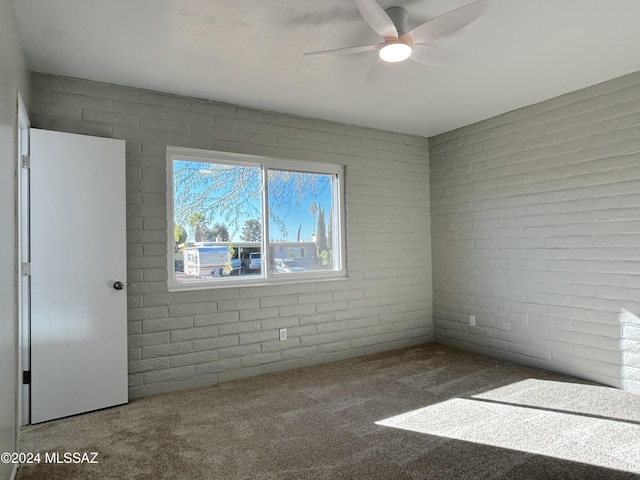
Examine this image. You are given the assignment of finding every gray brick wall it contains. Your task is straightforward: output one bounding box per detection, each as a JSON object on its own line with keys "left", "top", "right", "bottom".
{"left": 29, "top": 72, "right": 433, "bottom": 399}
{"left": 429, "top": 71, "right": 640, "bottom": 393}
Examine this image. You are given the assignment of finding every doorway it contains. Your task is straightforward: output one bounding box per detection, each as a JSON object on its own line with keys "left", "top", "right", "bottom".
{"left": 17, "top": 92, "right": 30, "bottom": 426}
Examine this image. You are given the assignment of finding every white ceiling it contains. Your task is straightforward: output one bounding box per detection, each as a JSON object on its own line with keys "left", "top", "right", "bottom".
{"left": 11, "top": 0, "right": 640, "bottom": 137}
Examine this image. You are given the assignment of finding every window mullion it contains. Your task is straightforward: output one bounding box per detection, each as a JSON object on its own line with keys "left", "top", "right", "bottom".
{"left": 261, "top": 165, "right": 270, "bottom": 279}
{"left": 332, "top": 172, "right": 344, "bottom": 272}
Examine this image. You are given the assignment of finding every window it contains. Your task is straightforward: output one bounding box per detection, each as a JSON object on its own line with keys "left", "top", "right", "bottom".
{"left": 167, "top": 147, "right": 345, "bottom": 290}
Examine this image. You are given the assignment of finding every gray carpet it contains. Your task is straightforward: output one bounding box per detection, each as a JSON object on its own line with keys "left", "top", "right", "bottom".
{"left": 17, "top": 343, "right": 640, "bottom": 479}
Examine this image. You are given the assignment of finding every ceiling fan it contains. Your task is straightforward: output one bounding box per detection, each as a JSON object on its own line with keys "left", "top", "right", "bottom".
{"left": 304, "top": 0, "right": 488, "bottom": 80}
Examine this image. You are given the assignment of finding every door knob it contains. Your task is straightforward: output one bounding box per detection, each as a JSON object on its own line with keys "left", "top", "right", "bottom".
{"left": 113, "top": 281, "right": 125, "bottom": 290}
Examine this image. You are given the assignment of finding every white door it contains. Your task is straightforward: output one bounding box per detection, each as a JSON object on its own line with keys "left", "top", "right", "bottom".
{"left": 30, "top": 129, "right": 128, "bottom": 424}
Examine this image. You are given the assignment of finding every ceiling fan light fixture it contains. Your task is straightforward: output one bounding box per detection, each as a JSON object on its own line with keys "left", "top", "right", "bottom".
{"left": 379, "top": 42, "right": 411, "bottom": 62}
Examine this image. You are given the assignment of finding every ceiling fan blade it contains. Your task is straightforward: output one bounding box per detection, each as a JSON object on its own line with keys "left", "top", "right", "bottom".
{"left": 404, "top": 0, "right": 488, "bottom": 45}
{"left": 304, "top": 43, "right": 380, "bottom": 57}
{"left": 365, "top": 59, "right": 392, "bottom": 83}
{"left": 355, "top": 0, "right": 398, "bottom": 39}
{"left": 409, "top": 44, "right": 461, "bottom": 66}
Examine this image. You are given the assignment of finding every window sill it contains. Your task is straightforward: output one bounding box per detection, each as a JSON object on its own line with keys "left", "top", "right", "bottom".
{"left": 167, "top": 272, "right": 349, "bottom": 292}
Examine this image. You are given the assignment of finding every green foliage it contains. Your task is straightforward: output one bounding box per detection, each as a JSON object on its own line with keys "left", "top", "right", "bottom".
{"left": 207, "top": 223, "right": 230, "bottom": 242}
{"left": 316, "top": 250, "right": 333, "bottom": 267}
{"left": 174, "top": 225, "right": 188, "bottom": 247}
{"left": 240, "top": 219, "right": 262, "bottom": 242}
{"left": 315, "top": 206, "right": 331, "bottom": 268}
{"left": 188, "top": 212, "right": 208, "bottom": 242}
{"left": 186, "top": 214, "right": 229, "bottom": 243}
{"left": 316, "top": 207, "right": 328, "bottom": 250}
{"left": 223, "top": 244, "right": 235, "bottom": 275}
{"left": 309, "top": 201, "right": 319, "bottom": 235}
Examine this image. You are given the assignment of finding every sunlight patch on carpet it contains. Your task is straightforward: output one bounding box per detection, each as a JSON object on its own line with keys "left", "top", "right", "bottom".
{"left": 376, "top": 388, "right": 640, "bottom": 474}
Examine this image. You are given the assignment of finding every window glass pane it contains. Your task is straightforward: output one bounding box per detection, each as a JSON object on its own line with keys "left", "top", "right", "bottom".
{"left": 267, "top": 169, "right": 336, "bottom": 274}
{"left": 168, "top": 148, "right": 344, "bottom": 289}
{"left": 172, "top": 160, "right": 263, "bottom": 282}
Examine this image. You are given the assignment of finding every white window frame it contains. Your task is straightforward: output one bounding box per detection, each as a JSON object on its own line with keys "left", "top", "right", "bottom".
{"left": 167, "top": 147, "right": 346, "bottom": 291}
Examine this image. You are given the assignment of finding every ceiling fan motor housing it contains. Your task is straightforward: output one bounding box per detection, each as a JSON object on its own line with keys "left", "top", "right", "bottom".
{"left": 385, "top": 6, "right": 409, "bottom": 37}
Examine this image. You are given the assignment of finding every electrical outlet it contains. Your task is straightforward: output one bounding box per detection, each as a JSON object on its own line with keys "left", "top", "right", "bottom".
{"left": 469, "top": 315, "right": 476, "bottom": 326}
{"left": 279, "top": 328, "right": 287, "bottom": 341}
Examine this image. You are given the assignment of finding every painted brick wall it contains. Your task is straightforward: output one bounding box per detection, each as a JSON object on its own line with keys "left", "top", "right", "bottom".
{"left": 429, "top": 71, "right": 640, "bottom": 392}
{"left": 29, "top": 72, "right": 432, "bottom": 399}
